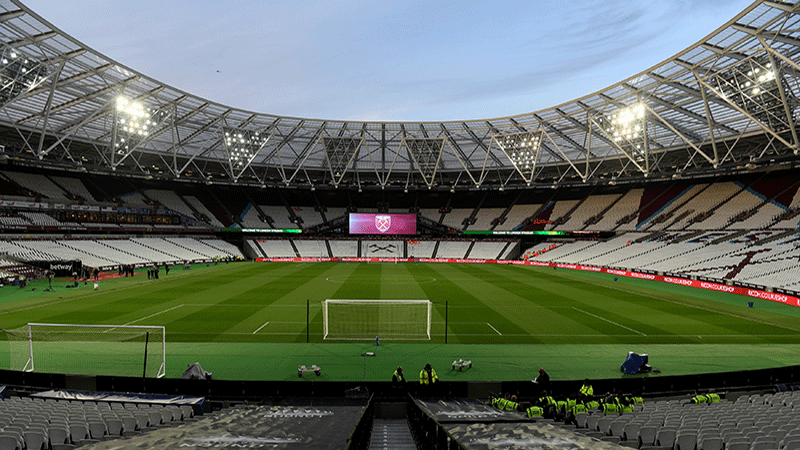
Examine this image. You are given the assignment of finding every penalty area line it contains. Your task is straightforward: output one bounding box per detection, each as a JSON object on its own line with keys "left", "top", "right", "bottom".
{"left": 253, "top": 321, "right": 270, "bottom": 334}
{"left": 487, "top": 322, "right": 502, "bottom": 335}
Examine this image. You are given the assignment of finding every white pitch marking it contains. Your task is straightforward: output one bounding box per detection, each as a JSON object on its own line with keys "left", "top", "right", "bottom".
{"left": 252, "top": 321, "right": 270, "bottom": 334}
{"left": 487, "top": 322, "right": 502, "bottom": 335}
{"left": 571, "top": 307, "right": 646, "bottom": 336}
{"left": 123, "top": 304, "right": 185, "bottom": 327}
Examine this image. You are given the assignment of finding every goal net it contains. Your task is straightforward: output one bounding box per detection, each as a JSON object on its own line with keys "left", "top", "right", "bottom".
{"left": 6, "top": 323, "right": 166, "bottom": 378}
{"left": 322, "top": 299, "right": 432, "bottom": 340}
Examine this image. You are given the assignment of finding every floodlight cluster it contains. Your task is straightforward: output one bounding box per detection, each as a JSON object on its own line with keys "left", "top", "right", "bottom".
{"left": 224, "top": 129, "right": 269, "bottom": 168}
{"left": 606, "top": 104, "right": 646, "bottom": 143}
{"left": 718, "top": 62, "right": 775, "bottom": 99}
{"left": 713, "top": 59, "right": 793, "bottom": 131}
{"left": 498, "top": 133, "right": 541, "bottom": 170}
{"left": 115, "top": 96, "right": 169, "bottom": 154}
{"left": 0, "top": 48, "right": 49, "bottom": 103}
{"left": 116, "top": 97, "right": 153, "bottom": 137}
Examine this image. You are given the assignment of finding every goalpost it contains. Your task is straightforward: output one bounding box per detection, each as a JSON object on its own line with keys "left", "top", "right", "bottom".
{"left": 7, "top": 323, "right": 166, "bottom": 378}
{"left": 322, "top": 299, "right": 432, "bottom": 340}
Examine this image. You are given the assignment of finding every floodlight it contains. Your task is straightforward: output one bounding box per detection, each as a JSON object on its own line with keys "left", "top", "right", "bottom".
{"left": 711, "top": 57, "right": 792, "bottom": 131}
{"left": 606, "top": 103, "right": 646, "bottom": 142}
{"left": 496, "top": 131, "right": 542, "bottom": 172}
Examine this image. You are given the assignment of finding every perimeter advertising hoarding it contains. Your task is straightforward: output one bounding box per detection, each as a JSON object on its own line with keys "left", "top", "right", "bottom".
{"left": 349, "top": 213, "right": 417, "bottom": 235}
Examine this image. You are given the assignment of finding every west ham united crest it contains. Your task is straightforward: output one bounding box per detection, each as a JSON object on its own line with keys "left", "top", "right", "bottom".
{"left": 375, "top": 215, "right": 391, "bottom": 233}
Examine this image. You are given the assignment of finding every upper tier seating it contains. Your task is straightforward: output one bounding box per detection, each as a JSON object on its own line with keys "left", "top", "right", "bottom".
{"left": 2, "top": 171, "right": 69, "bottom": 200}
{"left": 587, "top": 189, "right": 644, "bottom": 231}
{"left": 546, "top": 200, "right": 581, "bottom": 231}
{"left": 469, "top": 208, "right": 504, "bottom": 230}
{"left": 51, "top": 176, "right": 97, "bottom": 202}
{"left": 557, "top": 194, "right": 621, "bottom": 231}
{"left": 497, "top": 204, "right": 540, "bottom": 231}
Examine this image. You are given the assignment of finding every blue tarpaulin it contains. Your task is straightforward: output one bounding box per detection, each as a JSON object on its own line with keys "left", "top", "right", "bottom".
{"left": 621, "top": 352, "right": 651, "bottom": 375}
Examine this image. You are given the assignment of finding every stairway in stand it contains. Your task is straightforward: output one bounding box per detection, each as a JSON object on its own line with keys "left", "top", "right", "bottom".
{"left": 369, "top": 419, "right": 417, "bottom": 450}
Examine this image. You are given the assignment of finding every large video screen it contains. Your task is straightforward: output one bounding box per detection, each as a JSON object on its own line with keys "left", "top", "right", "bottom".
{"left": 349, "top": 213, "right": 417, "bottom": 235}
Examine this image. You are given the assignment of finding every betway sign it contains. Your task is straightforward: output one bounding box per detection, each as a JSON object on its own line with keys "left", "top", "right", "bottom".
{"left": 254, "top": 258, "right": 800, "bottom": 308}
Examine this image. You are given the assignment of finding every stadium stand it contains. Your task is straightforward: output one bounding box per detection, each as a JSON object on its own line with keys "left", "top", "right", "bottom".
{"left": 434, "top": 240, "right": 472, "bottom": 259}
{"left": 50, "top": 176, "right": 98, "bottom": 203}
{"left": 497, "top": 203, "right": 540, "bottom": 230}
{"left": 183, "top": 196, "right": 224, "bottom": 228}
{"left": 407, "top": 240, "right": 436, "bottom": 258}
{"left": 441, "top": 208, "right": 472, "bottom": 230}
{"left": 1, "top": 171, "right": 70, "bottom": 201}
{"left": 547, "top": 199, "right": 581, "bottom": 230}
{"left": 255, "top": 240, "right": 297, "bottom": 258}
{"left": 587, "top": 189, "right": 644, "bottom": 232}
{"left": 328, "top": 239, "right": 359, "bottom": 258}
{"left": 293, "top": 239, "right": 330, "bottom": 258}
{"left": 259, "top": 205, "right": 298, "bottom": 229}
{"left": 557, "top": 194, "right": 622, "bottom": 231}
{"left": 469, "top": 208, "right": 504, "bottom": 230}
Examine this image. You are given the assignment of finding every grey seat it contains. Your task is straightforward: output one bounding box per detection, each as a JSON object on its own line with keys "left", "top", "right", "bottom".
{"left": 105, "top": 418, "right": 124, "bottom": 437}
{"left": 622, "top": 422, "right": 640, "bottom": 441}
{"left": 698, "top": 436, "right": 721, "bottom": 450}
{"left": 87, "top": 420, "right": 108, "bottom": 440}
{"left": 180, "top": 405, "right": 195, "bottom": 420}
{"left": 119, "top": 416, "right": 139, "bottom": 436}
{"left": 610, "top": 419, "right": 627, "bottom": 438}
{"left": 675, "top": 432, "right": 697, "bottom": 450}
{"left": 638, "top": 426, "right": 657, "bottom": 447}
{"left": 0, "top": 435, "right": 19, "bottom": 450}
{"left": 147, "top": 410, "right": 164, "bottom": 427}
{"left": 22, "top": 430, "right": 46, "bottom": 450}
{"left": 656, "top": 428, "right": 676, "bottom": 447}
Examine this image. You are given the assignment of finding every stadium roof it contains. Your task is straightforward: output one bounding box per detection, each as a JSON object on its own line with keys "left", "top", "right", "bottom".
{"left": 0, "top": 0, "right": 799, "bottom": 190}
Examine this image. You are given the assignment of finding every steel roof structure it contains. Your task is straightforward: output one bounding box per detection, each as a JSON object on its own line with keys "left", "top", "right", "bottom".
{"left": 0, "top": 0, "right": 799, "bottom": 191}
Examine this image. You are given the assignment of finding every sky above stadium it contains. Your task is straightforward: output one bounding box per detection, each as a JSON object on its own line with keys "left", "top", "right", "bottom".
{"left": 26, "top": 0, "right": 754, "bottom": 122}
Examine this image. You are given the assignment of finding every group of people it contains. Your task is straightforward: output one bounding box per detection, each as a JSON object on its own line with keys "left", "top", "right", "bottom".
{"left": 391, "top": 363, "right": 439, "bottom": 385}
{"left": 146, "top": 264, "right": 170, "bottom": 279}
{"left": 118, "top": 264, "right": 136, "bottom": 277}
{"left": 491, "top": 378, "right": 645, "bottom": 423}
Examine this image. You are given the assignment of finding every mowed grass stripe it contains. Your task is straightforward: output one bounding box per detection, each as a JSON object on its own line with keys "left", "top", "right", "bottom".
{"left": 448, "top": 264, "right": 651, "bottom": 343}
{"left": 542, "top": 266, "right": 800, "bottom": 340}
{"left": 409, "top": 264, "right": 532, "bottom": 343}
{"left": 0, "top": 266, "right": 243, "bottom": 328}
{"left": 490, "top": 264, "right": 682, "bottom": 340}
{"left": 171, "top": 263, "right": 343, "bottom": 342}
{"left": 503, "top": 264, "right": 800, "bottom": 343}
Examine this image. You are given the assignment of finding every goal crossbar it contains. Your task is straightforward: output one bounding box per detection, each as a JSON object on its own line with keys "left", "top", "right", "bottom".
{"left": 20, "top": 323, "right": 166, "bottom": 378}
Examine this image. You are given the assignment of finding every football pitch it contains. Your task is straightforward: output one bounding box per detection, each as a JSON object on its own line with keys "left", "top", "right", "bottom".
{"left": 1, "top": 261, "right": 799, "bottom": 382}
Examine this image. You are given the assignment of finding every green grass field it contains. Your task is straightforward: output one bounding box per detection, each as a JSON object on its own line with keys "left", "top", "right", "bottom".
{"left": 1, "top": 261, "right": 799, "bottom": 382}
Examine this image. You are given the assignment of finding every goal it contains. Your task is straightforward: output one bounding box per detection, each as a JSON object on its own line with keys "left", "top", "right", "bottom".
{"left": 322, "top": 299, "right": 432, "bottom": 340}
{"left": 7, "top": 323, "right": 166, "bottom": 378}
